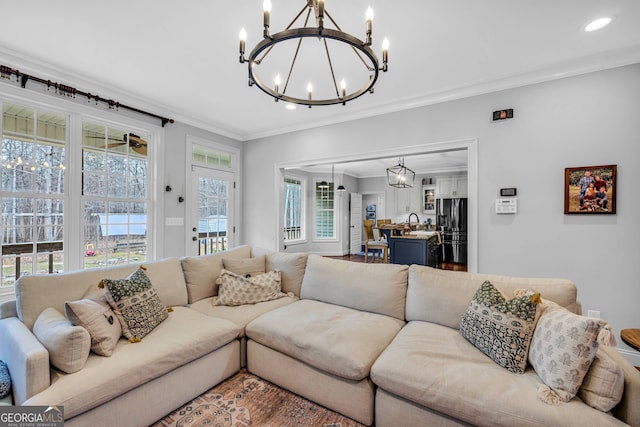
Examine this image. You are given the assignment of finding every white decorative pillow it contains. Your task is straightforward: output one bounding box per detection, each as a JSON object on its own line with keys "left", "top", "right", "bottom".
{"left": 578, "top": 349, "right": 624, "bottom": 412}
{"left": 214, "top": 269, "right": 286, "bottom": 306}
{"left": 460, "top": 281, "right": 541, "bottom": 373}
{"left": 529, "top": 300, "right": 609, "bottom": 403}
{"left": 33, "top": 307, "right": 91, "bottom": 374}
{"left": 101, "top": 267, "right": 168, "bottom": 342}
{"left": 65, "top": 295, "right": 122, "bottom": 356}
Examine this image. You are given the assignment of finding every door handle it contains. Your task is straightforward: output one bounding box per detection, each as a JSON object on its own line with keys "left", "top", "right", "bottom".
{"left": 192, "top": 227, "right": 197, "bottom": 232}
{"left": 192, "top": 236, "right": 198, "bottom": 241}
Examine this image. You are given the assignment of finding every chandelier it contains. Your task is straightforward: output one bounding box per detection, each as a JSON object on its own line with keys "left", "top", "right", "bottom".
{"left": 238, "top": 0, "right": 389, "bottom": 107}
{"left": 387, "top": 158, "right": 415, "bottom": 188}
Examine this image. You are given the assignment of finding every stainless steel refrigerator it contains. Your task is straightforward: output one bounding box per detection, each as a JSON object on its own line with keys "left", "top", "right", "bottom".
{"left": 436, "top": 198, "right": 468, "bottom": 265}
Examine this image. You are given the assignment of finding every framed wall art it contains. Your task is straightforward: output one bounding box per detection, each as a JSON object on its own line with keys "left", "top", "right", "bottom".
{"left": 564, "top": 165, "right": 616, "bottom": 214}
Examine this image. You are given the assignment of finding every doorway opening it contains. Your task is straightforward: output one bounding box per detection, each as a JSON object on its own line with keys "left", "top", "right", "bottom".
{"left": 274, "top": 138, "right": 478, "bottom": 272}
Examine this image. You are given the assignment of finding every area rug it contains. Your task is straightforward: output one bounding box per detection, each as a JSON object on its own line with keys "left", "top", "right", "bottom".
{"left": 151, "top": 370, "right": 365, "bottom": 427}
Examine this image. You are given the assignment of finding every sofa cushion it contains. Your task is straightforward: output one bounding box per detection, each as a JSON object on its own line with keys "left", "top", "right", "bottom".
{"left": 406, "top": 265, "right": 578, "bottom": 328}
{"left": 460, "top": 281, "right": 540, "bottom": 373}
{"left": 371, "top": 321, "right": 625, "bottom": 427}
{"left": 300, "top": 255, "right": 408, "bottom": 321}
{"left": 65, "top": 296, "right": 122, "bottom": 356}
{"left": 23, "top": 306, "right": 240, "bottom": 419}
{"left": 578, "top": 348, "right": 624, "bottom": 412}
{"left": 222, "top": 256, "right": 265, "bottom": 277}
{"left": 529, "top": 301, "right": 608, "bottom": 403}
{"left": 214, "top": 269, "right": 286, "bottom": 306}
{"left": 189, "top": 295, "right": 298, "bottom": 336}
{"left": 33, "top": 308, "right": 91, "bottom": 374}
{"left": 0, "top": 361, "right": 10, "bottom": 398}
{"left": 16, "top": 257, "right": 187, "bottom": 330}
{"left": 102, "top": 268, "right": 168, "bottom": 341}
{"left": 181, "top": 246, "right": 252, "bottom": 303}
{"left": 246, "top": 299, "right": 404, "bottom": 381}
{"left": 251, "top": 248, "right": 308, "bottom": 296}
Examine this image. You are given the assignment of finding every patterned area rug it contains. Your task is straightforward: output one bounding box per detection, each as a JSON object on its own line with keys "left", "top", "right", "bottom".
{"left": 151, "top": 370, "right": 365, "bottom": 427}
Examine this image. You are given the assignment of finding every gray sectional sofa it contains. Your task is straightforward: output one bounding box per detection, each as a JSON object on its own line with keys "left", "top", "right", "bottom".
{"left": 0, "top": 246, "right": 638, "bottom": 427}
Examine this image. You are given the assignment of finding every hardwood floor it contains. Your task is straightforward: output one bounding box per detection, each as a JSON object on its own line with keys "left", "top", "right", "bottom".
{"left": 326, "top": 254, "right": 467, "bottom": 271}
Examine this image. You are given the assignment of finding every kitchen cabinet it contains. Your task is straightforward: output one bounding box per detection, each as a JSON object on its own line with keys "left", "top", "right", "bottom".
{"left": 436, "top": 175, "right": 467, "bottom": 198}
{"left": 389, "top": 236, "right": 439, "bottom": 267}
{"left": 422, "top": 184, "right": 436, "bottom": 214}
{"left": 394, "top": 185, "right": 421, "bottom": 214}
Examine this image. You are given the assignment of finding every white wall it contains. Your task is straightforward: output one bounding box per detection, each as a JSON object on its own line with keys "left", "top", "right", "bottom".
{"left": 242, "top": 64, "right": 640, "bottom": 363}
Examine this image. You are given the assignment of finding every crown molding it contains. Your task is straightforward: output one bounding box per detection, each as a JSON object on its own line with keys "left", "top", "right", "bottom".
{"left": 4, "top": 44, "right": 638, "bottom": 143}
{"left": 0, "top": 45, "right": 244, "bottom": 141}
{"left": 241, "top": 45, "right": 640, "bottom": 141}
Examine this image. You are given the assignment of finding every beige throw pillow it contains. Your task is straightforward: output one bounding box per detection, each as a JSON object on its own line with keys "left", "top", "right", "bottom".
{"left": 33, "top": 307, "right": 91, "bottom": 374}
{"left": 222, "top": 256, "right": 266, "bottom": 278}
{"left": 578, "top": 349, "right": 624, "bottom": 412}
{"left": 529, "top": 300, "right": 608, "bottom": 403}
{"left": 65, "top": 296, "right": 122, "bottom": 356}
{"left": 214, "top": 269, "right": 286, "bottom": 306}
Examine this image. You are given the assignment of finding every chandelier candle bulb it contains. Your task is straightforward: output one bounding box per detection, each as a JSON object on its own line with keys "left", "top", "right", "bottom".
{"left": 239, "top": 28, "right": 247, "bottom": 63}
{"left": 317, "top": 0, "right": 325, "bottom": 30}
{"left": 274, "top": 74, "right": 281, "bottom": 93}
{"left": 341, "top": 79, "right": 346, "bottom": 98}
{"left": 382, "top": 38, "right": 389, "bottom": 71}
{"left": 263, "top": 0, "right": 272, "bottom": 37}
{"left": 365, "top": 7, "right": 374, "bottom": 45}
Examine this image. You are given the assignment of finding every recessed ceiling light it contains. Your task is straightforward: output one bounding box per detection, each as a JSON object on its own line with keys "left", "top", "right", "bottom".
{"left": 584, "top": 17, "right": 613, "bottom": 32}
{"left": 285, "top": 104, "right": 296, "bottom": 110}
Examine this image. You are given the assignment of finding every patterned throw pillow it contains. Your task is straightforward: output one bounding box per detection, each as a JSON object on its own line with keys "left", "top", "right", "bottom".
{"left": 528, "top": 300, "right": 608, "bottom": 403}
{"left": 214, "top": 269, "right": 286, "bottom": 306}
{"left": 101, "top": 267, "right": 168, "bottom": 342}
{"left": 0, "top": 361, "right": 10, "bottom": 399}
{"left": 65, "top": 295, "right": 122, "bottom": 356}
{"left": 460, "top": 281, "right": 541, "bottom": 373}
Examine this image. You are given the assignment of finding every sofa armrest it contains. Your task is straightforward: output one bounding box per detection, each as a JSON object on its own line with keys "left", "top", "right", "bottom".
{"left": 601, "top": 346, "right": 640, "bottom": 426}
{"left": 0, "top": 317, "right": 50, "bottom": 405}
{"left": 0, "top": 300, "right": 18, "bottom": 319}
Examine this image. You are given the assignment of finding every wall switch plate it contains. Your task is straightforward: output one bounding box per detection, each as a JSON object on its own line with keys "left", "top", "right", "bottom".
{"left": 165, "top": 217, "right": 184, "bottom": 226}
{"left": 587, "top": 310, "right": 601, "bottom": 318}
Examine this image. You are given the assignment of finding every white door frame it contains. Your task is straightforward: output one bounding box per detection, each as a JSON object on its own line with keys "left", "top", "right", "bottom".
{"left": 273, "top": 138, "right": 478, "bottom": 272}
{"left": 185, "top": 135, "right": 240, "bottom": 255}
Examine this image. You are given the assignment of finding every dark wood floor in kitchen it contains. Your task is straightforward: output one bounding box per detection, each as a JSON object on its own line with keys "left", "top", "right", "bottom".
{"left": 326, "top": 254, "right": 467, "bottom": 271}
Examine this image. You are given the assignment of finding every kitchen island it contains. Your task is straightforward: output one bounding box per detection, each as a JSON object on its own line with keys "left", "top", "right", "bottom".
{"left": 387, "top": 231, "right": 441, "bottom": 268}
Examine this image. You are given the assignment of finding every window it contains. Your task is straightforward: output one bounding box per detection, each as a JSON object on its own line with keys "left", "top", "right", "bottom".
{"left": 315, "top": 180, "right": 335, "bottom": 239}
{"left": 283, "top": 176, "right": 304, "bottom": 242}
{"left": 192, "top": 144, "right": 233, "bottom": 169}
{"left": 1, "top": 104, "right": 66, "bottom": 288}
{"left": 81, "top": 122, "right": 150, "bottom": 268}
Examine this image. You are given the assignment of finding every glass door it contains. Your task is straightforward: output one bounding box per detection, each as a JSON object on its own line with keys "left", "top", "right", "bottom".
{"left": 189, "top": 166, "right": 234, "bottom": 256}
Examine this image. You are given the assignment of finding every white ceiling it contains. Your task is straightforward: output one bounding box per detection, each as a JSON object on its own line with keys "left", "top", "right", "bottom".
{"left": 0, "top": 0, "right": 639, "bottom": 147}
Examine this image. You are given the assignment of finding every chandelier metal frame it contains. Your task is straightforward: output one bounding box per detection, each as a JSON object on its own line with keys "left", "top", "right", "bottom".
{"left": 239, "top": 0, "right": 388, "bottom": 107}
{"left": 387, "top": 157, "right": 415, "bottom": 188}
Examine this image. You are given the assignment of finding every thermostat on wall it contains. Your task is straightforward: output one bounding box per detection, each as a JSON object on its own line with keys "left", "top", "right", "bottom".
{"left": 496, "top": 198, "right": 517, "bottom": 214}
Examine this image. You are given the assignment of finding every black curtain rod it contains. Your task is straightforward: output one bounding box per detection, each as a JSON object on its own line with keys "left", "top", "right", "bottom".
{"left": 0, "top": 64, "right": 174, "bottom": 127}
